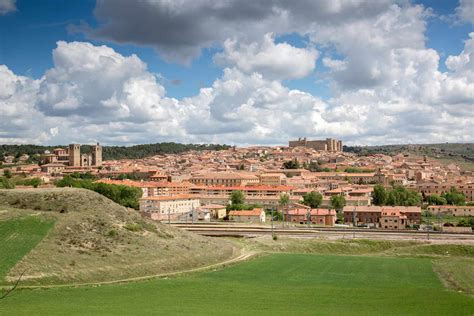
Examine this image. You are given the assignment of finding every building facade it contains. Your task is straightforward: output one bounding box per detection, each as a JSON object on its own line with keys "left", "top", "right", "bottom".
{"left": 41, "top": 143, "right": 103, "bottom": 168}
{"left": 427, "top": 205, "right": 474, "bottom": 217}
{"left": 289, "top": 137, "right": 343, "bottom": 152}
{"left": 343, "top": 206, "right": 421, "bottom": 227}
{"left": 229, "top": 209, "right": 266, "bottom": 223}
{"left": 139, "top": 195, "right": 201, "bottom": 221}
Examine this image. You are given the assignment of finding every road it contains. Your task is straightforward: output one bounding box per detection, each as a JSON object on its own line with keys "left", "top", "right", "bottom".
{"left": 171, "top": 223, "right": 474, "bottom": 242}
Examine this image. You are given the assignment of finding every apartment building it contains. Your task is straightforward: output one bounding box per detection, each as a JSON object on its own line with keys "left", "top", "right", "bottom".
{"left": 259, "top": 173, "right": 287, "bottom": 186}
{"left": 380, "top": 209, "right": 408, "bottom": 229}
{"left": 95, "top": 179, "right": 190, "bottom": 197}
{"left": 343, "top": 206, "right": 421, "bottom": 227}
{"left": 189, "top": 172, "right": 259, "bottom": 186}
{"left": 285, "top": 208, "right": 336, "bottom": 226}
{"left": 417, "top": 182, "right": 474, "bottom": 202}
{"left": 427, "top": 205, "right": 474, "bottom": 217}
{"left": 139, "top": 195, "right": 200, "bottom": 221}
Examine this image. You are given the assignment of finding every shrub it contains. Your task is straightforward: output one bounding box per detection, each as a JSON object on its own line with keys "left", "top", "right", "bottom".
{"left": 124, "top": 223, "right": 142, "bottom": 232}
{"left": 106, "top": 229, "right": 118, "bottom": 237}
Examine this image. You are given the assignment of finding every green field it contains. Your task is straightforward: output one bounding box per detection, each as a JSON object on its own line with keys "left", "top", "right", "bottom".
{"left": 0, "top": 217, "right": 53, "bottom": 281}
{"left": 1, "top": 253, "right": 473, "bottom": 315}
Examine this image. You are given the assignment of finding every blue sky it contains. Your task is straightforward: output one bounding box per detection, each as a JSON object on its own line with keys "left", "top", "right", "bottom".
{"left": 1, "top": 0, "right": 469, "bottom": 98}
{"left": 0, "top": 0, "right": 473, "bottom": 145}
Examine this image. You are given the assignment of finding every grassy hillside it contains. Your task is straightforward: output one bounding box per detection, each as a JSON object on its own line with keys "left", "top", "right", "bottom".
{"left": 0, "top": 188, "right": 237, "bottom": 285}
{"left": 0, "top": 217, "right": 54, "bottom": 281}
{"left": 1, "top": 254, "right": 472, "bottom": 315}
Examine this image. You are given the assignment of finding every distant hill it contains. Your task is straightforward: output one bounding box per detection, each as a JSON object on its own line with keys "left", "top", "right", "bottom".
{"left": 0, "top": 188, "right": 236, "bottom": 285}
{"left": 344, "top": 143, "right": 474, "bottom": 170}
{"left": 0, "top": 142, "right": 231, "bottom": 162}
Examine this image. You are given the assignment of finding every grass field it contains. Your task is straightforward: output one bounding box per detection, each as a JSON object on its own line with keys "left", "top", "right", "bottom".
{"left": 0, "top": 253, "right": 473, "bottom": 315}
{"left": 0, "top": 217, "right": 53, "bottom": 281}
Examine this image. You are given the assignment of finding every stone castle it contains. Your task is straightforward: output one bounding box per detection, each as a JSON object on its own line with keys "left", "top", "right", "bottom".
{"left": 289, "top": 137, "right": 343, "bottom": 152}
{"left": 42, "top": 143, "right": 102, "bottom": 167}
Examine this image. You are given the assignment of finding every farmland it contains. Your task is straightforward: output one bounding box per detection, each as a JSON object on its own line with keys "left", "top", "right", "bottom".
{"left": 1, "top": 253, "right": 473, "bottom": 315}
{"left": 0, "top": 217, "right": 54, "bottom": 281}
{"left": 1, "top": 189, "right": 473, "bottom": 315}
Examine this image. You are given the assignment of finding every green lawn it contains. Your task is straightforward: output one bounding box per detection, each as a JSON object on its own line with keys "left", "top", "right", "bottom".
{"left": 0, "top": 216, "right": 54, "bottom": 282}
{"left": 1, "top": 254, "right": 472, "bottom": 315}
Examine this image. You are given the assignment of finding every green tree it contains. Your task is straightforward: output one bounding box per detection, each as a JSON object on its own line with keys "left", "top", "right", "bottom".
{"left": 385, "top": 186, "right": 421, "bottom": 206}
{"left": 330, "top": 195, "right": 346, "bottom": 212}
{"left": 283, "top": 158, "right": 300, "bottom": 169}
{"left": 230, "top": 190, "right": 245, "bottom": 205}
{"left": 302, "top": 191, "right": 323, "bottom": 208}
{"left": 279, "top": 193, "right": 290, "bottom": 207}
{"left": 279, "top": 193, "right": 290, "bottom": 224}
{"left": 305, "top": 161, "right": 322, "bottom": 172}
{"left": 3, "top": 169, "right": 12, "bottom": 179}
{"left": 442, "top": 187, "right": 466, "bottom": 206}
{"left": 457, "top": 218, "right": 474, "bottom": 228}
{"left": 426, "top": 194, "right": 447, "bottom": 205}
{"left": 55, "top": 176, "right": 142, "bottom": 209}
{"left": 372, "top": 184, "right": 387, "bottom": 206}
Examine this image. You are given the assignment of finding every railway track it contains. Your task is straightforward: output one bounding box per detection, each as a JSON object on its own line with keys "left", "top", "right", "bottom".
{"left": 171, "top": 223, "right": 474, "bottom": 241}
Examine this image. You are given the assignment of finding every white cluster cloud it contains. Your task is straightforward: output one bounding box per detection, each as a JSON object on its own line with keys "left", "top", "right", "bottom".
{"left": 0, "top": 66, "right": 49, "bottom": 144}
{"left": 214, "top": 34, "right": 318, "bottom": 80}
{"left": 37, "top": 41, "right": 165, "bottom": 121}
{"left": 0, "top": 0, "right": 16, "bottom": 15}
{"left": 0, "top": 0, "right": 473, "bottom": 145}
{"left": 456, "top": 0, "right": 474, "bottom": 24}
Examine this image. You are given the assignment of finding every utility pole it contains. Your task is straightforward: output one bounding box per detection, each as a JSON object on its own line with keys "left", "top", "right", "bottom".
{"left": 271, "top": 207, "right": 274, "bottom": 236}
{"left": 353, "top": 199, "right": 359, "bottom": 239}
{"left": 307, "top": 209, "right": 311, "bottom": 229}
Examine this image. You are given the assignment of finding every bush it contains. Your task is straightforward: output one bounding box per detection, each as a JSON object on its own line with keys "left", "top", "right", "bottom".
{"left": 0, "top": 176, "right": 15, "bottom": 189}
{"left": 14, "top": 177, "right": 42, "bottom": 188}
{"left": 124, "top": 223, "right": 142, "bottom": 232}
{"left": 106, "top": 229, "right": 118, "bottom": 237}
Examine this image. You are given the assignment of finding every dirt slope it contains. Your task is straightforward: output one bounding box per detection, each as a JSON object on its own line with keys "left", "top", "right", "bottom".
{"left": 0, "top": 188, "right": 237, "bottom": 285}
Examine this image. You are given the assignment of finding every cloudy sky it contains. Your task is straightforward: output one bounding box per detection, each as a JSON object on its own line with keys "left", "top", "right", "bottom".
{"left": 0, "top": 0, "right": 473, "bottom": 146}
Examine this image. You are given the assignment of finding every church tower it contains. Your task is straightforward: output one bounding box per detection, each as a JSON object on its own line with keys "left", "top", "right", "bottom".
{"left": 68, "top": 144, "right": 81, "bottom": 167}
{"left": 92, "top": 142, "right": 102, "bottom": 167}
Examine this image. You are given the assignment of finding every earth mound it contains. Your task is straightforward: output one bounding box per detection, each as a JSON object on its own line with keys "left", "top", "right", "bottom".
{"left": 0, "top": 188, "right": 237, "bottom": 285}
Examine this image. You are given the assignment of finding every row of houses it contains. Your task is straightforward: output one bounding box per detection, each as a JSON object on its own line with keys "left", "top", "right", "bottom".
{"left": 137, "top": 192, "right": 424, "bottom": 229}
{"left": 342, "top": 206, "right": 421, "bottom": 229}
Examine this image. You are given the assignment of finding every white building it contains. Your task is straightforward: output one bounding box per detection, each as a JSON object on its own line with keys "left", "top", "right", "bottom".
{"left": 139, "top": 195, "right": 200, "bottom": 221}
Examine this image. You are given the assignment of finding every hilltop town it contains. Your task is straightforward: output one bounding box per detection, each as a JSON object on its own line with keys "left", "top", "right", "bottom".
{"left": 1, "top": 138, "right": 473, "bottom": 231}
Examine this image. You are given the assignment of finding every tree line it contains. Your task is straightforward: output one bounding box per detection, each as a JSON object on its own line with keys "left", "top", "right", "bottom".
{"left": 55, "top": 175, "right": 143, "bottom": 209}
{"left": 1, "top": 142, "right": 231, "bottom": 162}
{"left": 372, "top": 184, "right": 422, "bottom": 206}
